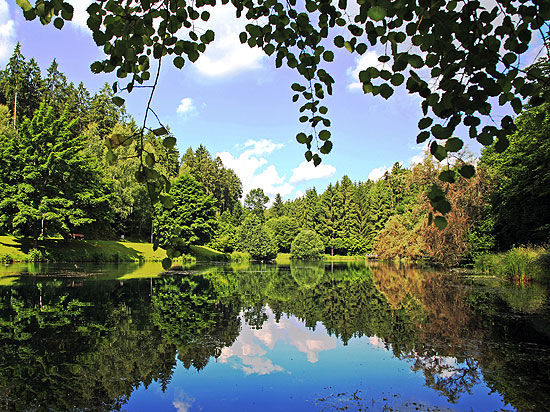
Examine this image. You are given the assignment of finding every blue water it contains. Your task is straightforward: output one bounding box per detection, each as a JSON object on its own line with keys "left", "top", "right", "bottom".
{"left": 124, "top": 307, "right": 508, "bottom": 412}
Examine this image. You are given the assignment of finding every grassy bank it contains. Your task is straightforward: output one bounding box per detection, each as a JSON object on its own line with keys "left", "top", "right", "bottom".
{"left": 0, "top": 236, "right": 172, "bottom": 262}
{"left": 475, "top": 246, "right": 550, "bottom": 283}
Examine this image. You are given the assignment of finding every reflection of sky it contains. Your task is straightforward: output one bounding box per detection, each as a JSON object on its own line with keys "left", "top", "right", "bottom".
{"left": 124, "top": 307, "right": 510, "bottom": 412}
{"left": 218, "top": 306, "right": 337, "bottom": 374}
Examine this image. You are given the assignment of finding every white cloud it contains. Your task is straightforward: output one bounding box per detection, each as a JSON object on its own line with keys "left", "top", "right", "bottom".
{"left": 367, "top": 165, "right": 390, "bottom": 181}
{"left": 0, "top": 0, "right": 15, "bottom": 64}
{"left": 242, "top": 139, "right": 283, "bottom": 156}
{"left": 347, "top": 51, "right": 385, "bottom": 91}
{"left": 294, "top": 190, "right": 304, "bottom": 199}
{"left": 193, "top": 5, "right": 265, "bottom": 77}
{"left": 216, "top": 139, "right": 292, "bottom": 199}
{"left": 173, "top": 392, "right": 195, "bottom": 412}
{"left": 289, "top": 160, "right": 336, "bottom": 184}
{"left": 176, "top": 97, "right": 197, "bottom": 117}
{"left": 67, "top": 0, "right": 93, "bottom": 32}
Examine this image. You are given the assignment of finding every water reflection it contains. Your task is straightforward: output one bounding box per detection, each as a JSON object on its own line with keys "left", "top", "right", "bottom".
{"left": 0, "top": 261, "right": 548, "bottom": 411}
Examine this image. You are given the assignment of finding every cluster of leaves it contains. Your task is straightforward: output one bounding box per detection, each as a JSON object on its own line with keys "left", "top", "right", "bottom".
{"left": 17, "top": 0, "right": 550, "bottom": 231}
{"left": 290, "top": 229, "right": 324, "bottom": 259}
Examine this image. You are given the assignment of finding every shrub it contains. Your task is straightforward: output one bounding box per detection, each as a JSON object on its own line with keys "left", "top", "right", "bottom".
{"left": 290, "top": 230, "right": 324, "bottom": 260}
{"left": 230, "top": 251, "right": 251, "bottom": 262}
{"left": 27, "top": 248, "right": 45, "bottom": 262}
{"left": 475, "top": 246, "right": 549, "bottom": 283}
{"left": 238, "top": 215, "right": 278, "bottom": 261}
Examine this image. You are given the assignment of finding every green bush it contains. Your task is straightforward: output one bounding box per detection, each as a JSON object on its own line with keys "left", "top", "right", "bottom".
{"left": 230, "top": 251, "right": 251, "bottom": 262}
{"left": 27, "top": 248, "right": 45, "bottom": 262}
{"left": 238, "top": 215, "right": 278, "bottom": 261}
{"left": 475, "top": 246, "right": 549, "bottom": 283}
{"left": 290, "top": 230, "right": 324, "bottom": 260}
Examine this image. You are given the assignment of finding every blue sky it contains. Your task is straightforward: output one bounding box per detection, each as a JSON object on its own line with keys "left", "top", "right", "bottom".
{"left": 1, "top": 0, "right": 535, "bottom": 202}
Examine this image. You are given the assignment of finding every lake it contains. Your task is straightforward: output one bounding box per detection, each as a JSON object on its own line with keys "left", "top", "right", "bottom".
{"left": 0, "top": 261, "right": 549, "bottom": 411}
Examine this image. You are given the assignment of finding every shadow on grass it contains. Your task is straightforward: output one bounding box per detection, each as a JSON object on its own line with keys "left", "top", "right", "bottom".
{"left": 1, "top": 237, "right": 144, "bottom": 262}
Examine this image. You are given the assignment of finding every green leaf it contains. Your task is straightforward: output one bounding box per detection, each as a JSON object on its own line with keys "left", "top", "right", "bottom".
{"left": 296, "top": 132, "right": 307, "bottom": 144}
{"left": 430, "top": 142, "right": 447, "bottom": 161}
{"left": 434, "top": 216, "right": 448, "bottom": 230}
{"left": 418, "top": 117, "right": 433, "bottom": 130}
{"left": 380, "top": 84, "right": 394, "bottom": 99}
{"left": 153, "top": 127, "right": 168, "bottom": 136}
{"left": 313, "top": 154, "right": 321, "bottom": 166}
{"left": 162, "top": 136, "right": 177, "bottom": 149}
{"left": 145, "top": 153, "right": 155, "bottom": 167}
{"left": 53, "top": 17, "right": 64, "bottom": 29}
{"left": 438, "top": 170, "right": 456, "bottom": 183}
{"left": 112, "top": 96, "right": 125, "bottom": 107}
{"left": 16, "top": 0, "right": 32, "bottom": 11}
{"left": 417, "top": 131, "right": 430, "bottom": 143}
{"left": 161, "top": 258, "right": 172, "bottom": 270}
{"left": 434, "top": 199, "right": 451, "bottom": 214}
{"left": 494, "top": 137, "right": 509, "bottom": 153}
{"left": 319, "top": 130, "right": 331, "bottom": 141}
{"left": 368, "top": 6, "right": 386, "bottom": 21}
{"left": 344, "top": 41, "right": 353, "bottom": 53}
{"left": 431, "top": 124, "right": 452, "bottom": 139}
{"left": 160, "top": 195, "right": 174, "bottom": 209}
{"left": 428, "top": 184, "right": 445, "bottom": 202}
{"left": 458, "top": 165, "right": 476, "bottom": 178}
{"left": 323, "top": 51, "right": 334, "bottom": 62}
{"left": 320, "top": 140, "right": 333, "bottom": 154}
{"left": 173, "top": 56, "right": 185, "bottom": 69}
{"left": 391, "top": 73, "right": 404, "bottom": 86}
{"left": 445, "top": 137, "right": 463, "bottom": 152}
{"left": 105, "top": 149, "right": 117, "bottom": 163}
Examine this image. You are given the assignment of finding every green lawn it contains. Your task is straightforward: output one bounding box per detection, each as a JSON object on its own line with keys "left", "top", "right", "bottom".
{"left": 0, "top": 236, "right": 167, "bottom": 262}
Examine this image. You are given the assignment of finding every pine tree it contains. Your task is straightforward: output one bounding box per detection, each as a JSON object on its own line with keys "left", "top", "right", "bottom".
{"left": 0, "top": 44, "right": 43, "bottom": 125}
{"left": 0, "top": 103, "right": 111, "bottom": 241}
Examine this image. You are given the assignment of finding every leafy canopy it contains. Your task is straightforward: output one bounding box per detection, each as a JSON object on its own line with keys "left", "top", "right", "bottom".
{"left": 17, "top": 0, "right": 550, "bottom": 232}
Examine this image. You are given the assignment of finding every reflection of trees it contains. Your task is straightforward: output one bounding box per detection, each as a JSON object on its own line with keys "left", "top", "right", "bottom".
{"left": 468, "top": 283, "right": 550, "bottom": 412}
{"left": 1, "top": 263, "right": 548, "bottom": 412}
{"left": 289, "top": 261, "right": 324, "bottom": 289}
{"left": 0, "top": 279, "right": 176, "bottom": 411}
{"left": 151, "top": 274, "right": 240, "bottom": 370}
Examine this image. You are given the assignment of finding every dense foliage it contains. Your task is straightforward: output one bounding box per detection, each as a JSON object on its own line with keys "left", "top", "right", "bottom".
{"left": 290, "top": 229, "right": 324, "bottom": 259}
{"left": 0, "top": 46, "right": 548, "bottom": 264}
{"left": 153, "top": 173, "right": 218, "bottom": 254}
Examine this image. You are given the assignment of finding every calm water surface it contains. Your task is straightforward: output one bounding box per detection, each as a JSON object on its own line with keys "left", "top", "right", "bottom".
{"left": 0, "top": 261, "right": 549, "bottom": 411}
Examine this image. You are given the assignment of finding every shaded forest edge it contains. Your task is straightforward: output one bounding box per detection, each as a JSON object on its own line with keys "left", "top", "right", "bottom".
{"left": 0, "top": 47, "right": 549, "bottom": 279}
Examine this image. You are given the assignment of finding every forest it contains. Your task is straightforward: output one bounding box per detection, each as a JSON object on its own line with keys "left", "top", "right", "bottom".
{"left": 0, "top": 45, "right": 549, "bottom": 267}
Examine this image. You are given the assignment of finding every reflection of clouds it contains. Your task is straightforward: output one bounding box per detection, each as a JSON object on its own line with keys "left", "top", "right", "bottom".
{"left": 253, "top": 315, "right": 337, "bottom": 363}
{"left": 220, "top": 306, "right": 338, "bottom": 374}
{"left": 173, "top": 391, "right": 196, "bottom": 412}
{"left": 368, "top": 335, "right": 388, "bottom": 350}
{"left": 219, "top": 324, "right": 284, "bottom": 375}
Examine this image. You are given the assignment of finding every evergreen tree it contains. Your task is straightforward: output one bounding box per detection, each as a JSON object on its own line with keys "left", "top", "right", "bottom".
{"left": 318, "top": 183, "right": 340, "bottom": 255}
{"left": 0, "top": 44, "right": 43, "bottom": 125}
{"left": 244, "top": 188, "right": 269, "bottom": 222}
{"left": 301, "top": 188, "right": 320, "bottom": 232}
{"left": 266, "top": 215, "right": 299, "bottom": 253}
{"left": 0, "top": 103, "right": 112, "bottom": 241}
{"left": 271, "top": 193, "right": 284, "bottom": 218}
{"left": 154, "top": 174, "right": 217, "bottom": 251}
